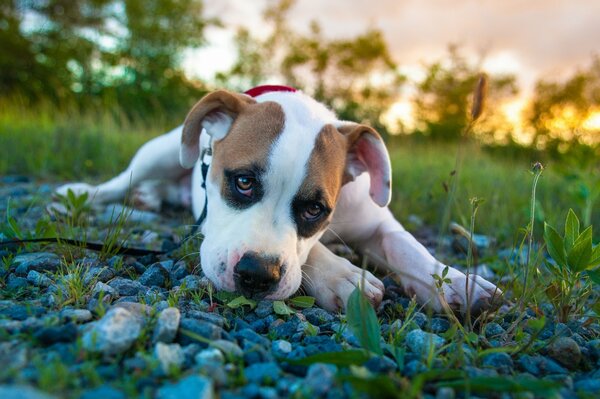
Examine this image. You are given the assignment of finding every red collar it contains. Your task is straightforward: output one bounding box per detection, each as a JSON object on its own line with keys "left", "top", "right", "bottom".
{"left": 244, "top": 85, "right": 297, "bottom": 98}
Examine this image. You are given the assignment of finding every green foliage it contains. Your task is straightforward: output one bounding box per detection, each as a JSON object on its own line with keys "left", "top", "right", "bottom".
{"left": 346, "top": 286, "right": 383, "bottom": 356}
{"left": 543, "top": 209, "right": 599, "bottom": 321}
{"left": 273, "top": 300, "right": 295, "bottom": 316}
{"left": 226, "top": 296, "right": 257, "bottom": 310}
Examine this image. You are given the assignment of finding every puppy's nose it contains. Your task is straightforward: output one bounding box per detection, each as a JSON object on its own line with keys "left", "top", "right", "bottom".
{"left": 234, "top": 252, "right": 281, "bottom": 296}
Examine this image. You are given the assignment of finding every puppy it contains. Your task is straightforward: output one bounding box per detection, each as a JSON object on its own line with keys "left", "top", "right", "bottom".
{"left": 56, "top": 86, "right": 500, "bottom": 312}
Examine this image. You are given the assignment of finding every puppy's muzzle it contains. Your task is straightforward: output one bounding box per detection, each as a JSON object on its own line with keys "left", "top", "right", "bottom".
{"left": 234, "top": 252, "right": 282, "bottom": 297}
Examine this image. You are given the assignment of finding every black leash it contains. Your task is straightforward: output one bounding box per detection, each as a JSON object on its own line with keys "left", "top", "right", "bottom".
{"left": 1, "top": 145, "right": 212, "bottom": 257}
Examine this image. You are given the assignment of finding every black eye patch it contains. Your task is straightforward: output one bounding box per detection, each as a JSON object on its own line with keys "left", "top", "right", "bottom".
{"left": 222, "top": 166, "right": 265, "bottom": 209}
{"left": 291, "top": 190, "right": 331, "bottom": 238}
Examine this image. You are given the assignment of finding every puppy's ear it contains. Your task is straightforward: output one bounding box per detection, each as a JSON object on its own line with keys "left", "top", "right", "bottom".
{"left": 180, "top": 90, "right": 256, "bottom": 168}
{"left": 338, "top": 123, "right": 392, "bottom": 207}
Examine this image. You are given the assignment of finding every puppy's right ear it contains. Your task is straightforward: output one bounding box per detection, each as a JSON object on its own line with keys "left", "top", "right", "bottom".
{"left": 180, "top": 90, "right": 256, "bottom": 168}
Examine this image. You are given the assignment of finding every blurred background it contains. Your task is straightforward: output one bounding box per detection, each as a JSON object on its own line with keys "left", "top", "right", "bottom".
{"left": 1, "top": 0, "right": 598, "bottom": 240}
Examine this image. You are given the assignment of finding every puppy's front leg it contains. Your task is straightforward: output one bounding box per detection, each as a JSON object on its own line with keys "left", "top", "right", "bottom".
{"left": 358, "top": 213, "right": 501, "bottom": 314}
{"left": 302, "top": 242, "right": 384, "bottom": 312}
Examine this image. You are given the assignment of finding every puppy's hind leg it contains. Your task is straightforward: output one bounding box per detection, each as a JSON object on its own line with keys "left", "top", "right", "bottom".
{"left": 55, "top": 126, "right": 186, "bottom": 206}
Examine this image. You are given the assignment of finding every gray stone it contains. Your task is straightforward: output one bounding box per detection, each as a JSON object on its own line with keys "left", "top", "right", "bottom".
{"left": 26, "top": 270, "right": 52, "bottom": 287}
{"left": 436, "top": 387, "right": 455, "bottom": 399}
{"left": 244, "top": 361, "right": 282, "bottom": 384}
{"left": 0, "top": 303, "right": 45, "bottom": 320}
{"left": 233, "top": 328, "right": 270, "bottom": 348}
{"left": 195, "top": 347, "right": 225, "bottom": 366}
{"left": 405, "top": 329, "right": 445, "bottom": 355}
{"left": 302, "top": 307, "right": 335, "bottom": 325}
{"left": 484, "top": 322, "right": 505, "bottom": 338}
{"left": 108, "top": 277, "right": 144, "bottom": 296}
{"left": 0, "top": 385, "right": 56, "bottom": 399}
{"left": 548, "top": 336, "right": 581, "bottom": 368}
{"left": 430, "top": 317, "right": 450, "bottom": 333}
{"left": 255, "top": 300, "right": 274, "bottom": 318}
{"left": 12, "top": 252, "right": 61, "bottom": 276}
{"left": 177, "top": 318, "right": 224, "bottom": 346}
{"left": 187, "top": 310, "right": 226, "bottom": 328}
{"left": 155, "top": 342, "right": 185, "bottom": 373}
{"left": 82, "top": 307, "right": 142, "bottom": 355}
{"left": 60, "top": 308, "right": 93, "bottom": 323}
{"left": 34, "top": 323, "right": 77, "bottom": 345}
{"left": 156, "top": 375, "right": 213, "bottom": 399}
{"left": 574, "top": 379, "right": 600, "bottom": 393}
{"left": 211, "top": 339, "right": 243, "bottom": 359}
{"left": 7, "top": 274, "right": 28, "bottom": 290}
{"left": 92, "top": 281, "right": 117, "bottom": 297}
{"left": 153, "top": 307, "right": 180, "bottom": 344}
{"left": 180, "top": 275, "right": 210, "bottom": 291}
{"left": 271, "top": 340, "right": 292, "bottom": 357}
{"left": 517, "top": 355, "right": 568, "bottom": 377}
{"left": 139, "top": 263, "right": 169, "bottom": 287}
{"left": 305, "top": 363, "right": 337, "bottom": 395}
{"left": 83, "top": 267, "right": 115, "bottom": 285}
{"left": 101, "top": 204, "right": 159, "bottom": 224}
{"left": 481, "top": 352, "right": 514, "bottom": 374}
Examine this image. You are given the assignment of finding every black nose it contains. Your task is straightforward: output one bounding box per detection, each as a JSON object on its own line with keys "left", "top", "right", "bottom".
{"left": 234, "top": 252, "right": 282, "bottom": 296}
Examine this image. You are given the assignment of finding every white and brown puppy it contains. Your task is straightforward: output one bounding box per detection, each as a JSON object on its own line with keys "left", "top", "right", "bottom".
{"left": 56, "top": 86, "right": 500, "bottom": 312}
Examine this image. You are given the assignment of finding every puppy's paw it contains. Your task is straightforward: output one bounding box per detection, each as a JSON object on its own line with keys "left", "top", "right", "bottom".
{"left": 306, "top": 262, "right": 384, "bottom": 313}
{"left": 403, "top": 266, "right": 502, "bottom": 314}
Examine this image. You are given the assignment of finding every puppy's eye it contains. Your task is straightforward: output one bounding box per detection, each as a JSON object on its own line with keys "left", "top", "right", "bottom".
{"left": 302, "top": 203, "right": 324, "bottom": 221}
{"left": 235, "top": 176, "right": 255, "bottom": 197}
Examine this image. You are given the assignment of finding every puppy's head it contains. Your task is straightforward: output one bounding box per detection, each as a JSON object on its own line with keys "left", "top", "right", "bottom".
{"left": 180, "top": 89, "right": 391, "bottom": 299}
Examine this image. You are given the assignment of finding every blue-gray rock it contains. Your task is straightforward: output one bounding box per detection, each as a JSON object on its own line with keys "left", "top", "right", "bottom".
{"left": 405, "top": 329, "right": 445, "bottom": 355}
{"left": 0, "top": 385, "right": 56, "bottom": 399}
{"left": 574, "top": 379, "right": 600, "bottom": 393}
{"left": 195, "top": 347, "right": 225, "bottom": 367}
{"left": 365, "top": 356, "right": 397, "bottom": 373}
{"left": 82, "top": 307, "right": 142, "bottom": 355}
{"left": 26, "top": 270, "right": 52, "bottom": 287}
{"left": 465, "top": 366, "right": 498, "bottom": 378}
{"left": 180, "top": 275, "right": 210, "bottom": 291}
{"left": 548, "top": 336, "right": 581, "bottom": 368}
{"left": 79, "top": 385, "right": 126, "bottom": 399}
{"left": 153, "top": 307, "right": 180, "bottom": 344}
{"left": 187, "top": 310, "right": 226, "bottom": 328}
{"left": 6, "top": 274, "right": 28, "bottom": 290}
{"left": 243, "top": 344, "right": 273, "bottom": 365}
{"left": 139, "top": 263, "right": 169, "bottom": 287}
{"left": 430, "top": 318, "right": 450, "bottom": 333}
{"left": 155, "top": 342, "right": 185, "bottom": 373}
{"left": 177, "top": 318, "right": 223, "bottom": 346}
{"left": 60, "top": 308, "right": 93, "bottom": 323}
{"left": 484, "top": 322, "right": 505, "bottom": 338}
{"left": 481, "top": 352, "right": 514, "bottom": 374}
{"left": 92, "top": 281, "right": 117, "bottom": 298}
{"left": 0, "top": 303, "right": 45, "bottom": 321}
{"left": 156, "top": 375, "right": 213, "bottom": 399}
{"left": 555, "top": 323, "right": 572, "bottom": 337}
{"left": 211, "top": 339, "right": 243, "bottom": 359}
{"left": 233, "top": 328, "right": 270, "bottom": 348}
{"left": 83, "top": 267, "right": 115, "bottom": 285}
{"left": 12, "top": 252, "right": 61, "bottom": 276}
{"left": 305, "top": 363, "right": 337, "bottom": 395}
{"left": 412, "top": 312, "right": 428, "bottom": 329}
{"left": 169, "top": 260, "right": 189, "bottom": 281}
{"left": 436, "top": 387, "right": 455, "bottom": 399}
{"left": 517, "top": 355, "right": 568, "bottom": 377}
{"left": 272, "top": 340, "right": 292, "bottom": 357}
{"left": 302, "top": 307, "right": 335, "bottom": 326}
{"left": 34, "top": 323, "right": 77, "bottom": 346}
{"left": 255, "top": 300, "right": 274, "bottom": 318}
{"left": 404, "top": 359, "right": 427, "bottom": 377}
{"left": 244, "top": 362, "right": 282, "bottom": 384}
{"left": 108, "top": 277, "right": 144, "bottom": 296}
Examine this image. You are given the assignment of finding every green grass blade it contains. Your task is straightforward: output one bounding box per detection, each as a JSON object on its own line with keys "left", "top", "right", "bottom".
{"left": 287, "top": 349, "right": 370, "bottom": 366}
{"left": 346, "top": 287, "right": 383, "bottom": 356}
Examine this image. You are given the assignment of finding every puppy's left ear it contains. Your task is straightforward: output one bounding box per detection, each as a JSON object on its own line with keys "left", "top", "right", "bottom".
{"left": 338, "top": 123, "right": 392, "bottom": 207}
{"left": 180, "top": 90, "right": 256, "bottom": 168}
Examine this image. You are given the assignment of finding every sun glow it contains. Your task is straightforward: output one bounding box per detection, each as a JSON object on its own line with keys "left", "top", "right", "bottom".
{"left": 583, "top": 110, "right": 600, "bottom": 131}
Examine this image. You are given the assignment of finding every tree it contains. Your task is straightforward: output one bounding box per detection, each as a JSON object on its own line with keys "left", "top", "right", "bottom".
{"left": 526, "top": 56, "right": 600, "bottom": 150}
{"left": 413, "top": 45, "right": 517, "bottom": 141}
{"left": 217, "top": 0, "right": 403, "bottom": 134}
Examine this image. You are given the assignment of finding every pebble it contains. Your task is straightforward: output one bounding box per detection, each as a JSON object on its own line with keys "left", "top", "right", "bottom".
{"left": 180, "top": 275, "right": 210, "bottom": 291}
{"left": 155, "top": 342, "right": 185, "bottom": 373}
{"left": 405, "top": 329, "right": 445, "bottom": 355}
{"left": 481, "top": 352, "right": 514, "bottom": 374}
{"left": 156, "top": 375, "right": 213, "bottom": 399}
{"left": 304, "top": 363, "right": 337, "bottom": 395}
{"left": 177, "top": 318, "right": 224, "bottom": 346}
{"left": 33, "top": 323, "right": 78, "bottom": 346}
{"left": 83, "top": 267, "right": 115, "bottom": 285}
{"left": 0, "top": 385, "right": 57, "bottom": 399}
{"left": 430, "top": 317, "right": 450, "bottom": 333}
{"left": 92, "top": 281, "right": 117, "bottom": 297}
{"left": 139, "top": 263, "right": 169, "bottom": 287}
{"left": 12, "top": 252, "right": 61, "bottom": 276}
{"left": 483, "top": 322, "right": 505, "bottom": 338}
{"left": 302, "top": 307, "right": 335, "bottom": 325}
{"left": 548, "top": 337, "right": 581, "bottom": 368}
{"left": 517, "top": 354, "right": 568, "bottom": 376}
{"left": 271, "top": 340, "right": 292, "bottom": 357}
{"left": 108, "top": 277, "right": 145, "bottom": 296}
{"left": 244, "top": 362, "right": 282, "bottom": 384}
{"left": 101, "top": 204, "right": 159, "bottom": 224}
{"left": 6, "top": 274, "right": 28, "bottom": 290}
{"left": 153, "top": 307, "right": 181, "bottom": 344}
{"left": 211, "top": 339, "right": 244, "bottom": 359}
{"left": 82, "top": 307, "right": 142, "bottom": 355}
{"left": 574, "top": 379, "right": 600, "bottom": 393}
{"left": 195, "top": 347, "right": 225, "bottom": 366}
{"left": 255, "top": 300, "right": 274, "bottom": 318}
{"left": 26, "top": 270, "right": 52, "bottom": 287}
{"left": 79, "top": 385, "right": 126, "bottom": 399}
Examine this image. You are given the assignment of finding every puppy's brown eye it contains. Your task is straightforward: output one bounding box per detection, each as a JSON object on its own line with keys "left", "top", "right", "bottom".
{"left": 235, "top": 176, "right": 254, "bottom": 196}
{"left": 302, "top": 203, "right": 324, "bottom": 221}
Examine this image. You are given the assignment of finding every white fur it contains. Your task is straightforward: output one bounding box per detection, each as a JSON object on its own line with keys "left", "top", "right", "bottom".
{"left": 55, "top": 90, "right": 501, "bottom": 312}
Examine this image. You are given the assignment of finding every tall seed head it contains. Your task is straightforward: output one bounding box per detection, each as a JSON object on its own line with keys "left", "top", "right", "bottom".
{"left": 470, "top": 74, "right": 488, "bottom": 121}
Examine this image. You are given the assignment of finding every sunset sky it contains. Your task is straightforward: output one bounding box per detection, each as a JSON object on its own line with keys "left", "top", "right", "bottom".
{"left": 183, "top": 0, "right": 600, "bottom": 135}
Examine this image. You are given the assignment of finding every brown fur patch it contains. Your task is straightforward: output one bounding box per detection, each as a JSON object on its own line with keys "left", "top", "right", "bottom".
{"left": 297, "top": 124, "right": 348, "bottom": 210}
{"left": 210, "top": 101, "right": 286, "bottom": 184}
